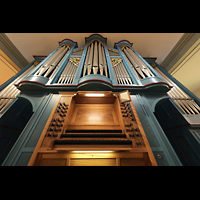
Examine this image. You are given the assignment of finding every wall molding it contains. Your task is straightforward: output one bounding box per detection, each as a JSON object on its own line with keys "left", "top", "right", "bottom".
{"left": 0, "top": 33, "right": 29, "bottom": 69}
{"left": 160, "top": 33, "right": 200, "bottom": 72}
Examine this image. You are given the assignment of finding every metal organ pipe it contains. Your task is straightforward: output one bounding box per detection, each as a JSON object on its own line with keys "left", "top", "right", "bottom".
{"left": 57, "top": 62, "right": 69, "bottom": 83}
{"left": 50, "top": 46, "right": 69, "bottom": 67}
{"left": 35, "top": 46, "right": 64, "bottom": 76}
{"left": 120, "top": 63, "right": 129, "bottom": 84}
{"left": 123, "top": 47, "right": 145, "bottom": 79}
{"left": 111, "top": 59, "right": 132, "bottom": 85}
{"left": 44, "top": 46, "right": 70, "bottom": 78}
{"left": 190, "top": 100, "right": 200, "bottom": 114}
{"left": 125, "top": 47, "right": 140, "bottom": 67}
{"left": 120, "top": 62, "right": 133, "bottom": 84}
{"left": 116, "top": 65, "right": 123, "bottom": 84}
{"left": 117, "top": 63, "right": 126, "bottom": 84}
{"left": 45, "top": 46, "right": 70, "bottom": 78}
{"left": 160, "top": 69, "right": 190, "bottom": 99}
{"left": 70, "top": 64, "right": 77, "bottom": 84}
{"left": 121, "top": 44, "right": 200, "bottom": 115}
{"left": 57, "top": 57, "right": 80, "bottom": 84}
{"left": 101, "top": 45, "right": 108, "bottom": 77}
{"left": 82, "top": 40, "right": 108, "bottom": 77}
{"left": 87, "top": 42, "right": 94, "bottom": 75}
{"left": 121, "top": 45, "right": 154, "bottom": 79}
{"left": 93, "top": 41, "right": 98, "bottom": 74}
{"left": 122, "top": 51, "right": 141, "bottom": 80}
{"left": 66, "top": 62, "right": 75, "bottom": 84}
{"left": 155, "top": 67, "right": 200, "bottom": 115}
{"left": 83, "top": 45, "right": 91, "bottom": 77}
{"left": 63, "top": 62, "right": 73, "bottom": 84}
{"left": 35, "top": 44, "right": 70, "bottom": 78}
{"left": 127, "top": 47, "right": 149, "bottom": 78}
{"left": 113, "top": 66, "right": 119, "bottom": 83}
{"left": 44, "top": 46, "right": 65, "bottom": 67}
{"left": 98, "top": 43, "right": 104, "bottom": 75}
{"left": 0, "top": 64, "right": 35, "bottom": 113}
{"left": 127, "top": 47, "right": 154, "bottom": 77}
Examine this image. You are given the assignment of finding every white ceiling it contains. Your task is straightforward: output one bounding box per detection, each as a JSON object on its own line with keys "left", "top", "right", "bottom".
{"left": 5, "top": 33, "right": 184, "bottom": 64}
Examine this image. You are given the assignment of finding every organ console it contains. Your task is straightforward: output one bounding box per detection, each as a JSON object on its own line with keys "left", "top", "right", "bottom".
{"left": 28, "top": 90, "right": 157, "bottom": 166}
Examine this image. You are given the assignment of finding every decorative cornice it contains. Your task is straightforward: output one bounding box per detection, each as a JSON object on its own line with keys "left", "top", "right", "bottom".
{"left": 160, "top": 33, "right": 200, "bottom": 72}
{"left": 85, "top": 34, "right": 107, "bottom": 45}
{"left": 16, "top": 78, "right": 172, "bottom": 92}
{"left": 72, "top": 46, "right": 84, "bottom": 53}
{"left": 114, "top": 40, "right": 133, "bottom": 49}
{"left": 0, "top": 33, "right": 29, "bottom": 69}
{"left": 58, "top": 38, "right": 78, "bottom": 47}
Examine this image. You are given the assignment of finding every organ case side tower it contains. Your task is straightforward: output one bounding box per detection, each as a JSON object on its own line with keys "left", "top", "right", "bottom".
{"left": 1, "top": 34, "right": 200, "bottom": 166}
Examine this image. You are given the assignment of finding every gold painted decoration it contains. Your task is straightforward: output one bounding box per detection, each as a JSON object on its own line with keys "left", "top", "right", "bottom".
{"left": 120, "top": 44, "right": 129, "bottom": 51}
{"left": 111, "top": 58, "right": 122, "bottom": 67}
{"left": 72, "top": 46, "right": 85, "bottom": 53}
{"left": 60, "top": 43, "right": 72, "bottom": 49}
{"left": 69, "top": 57, "right": 81, "bottom": 66}
{"left": 107, "top": 47, "right": 119, "bottom": 53}
{"left": 149, "top": 63, "right": 157, "bottom": 69}
{"left": 33, "top": 61, "right": 41, "bottom": 67}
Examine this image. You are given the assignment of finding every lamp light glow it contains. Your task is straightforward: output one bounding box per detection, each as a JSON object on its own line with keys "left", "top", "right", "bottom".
{"left": 85, "top": 93, "right": 104, "bottom": 97}
{"left": 72, "top": 151, "right": 113, "bottom": 153}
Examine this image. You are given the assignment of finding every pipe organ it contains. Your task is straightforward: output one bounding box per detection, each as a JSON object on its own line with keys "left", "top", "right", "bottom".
{"left": 1, "top": 34, "right": 200, "bottom": 166}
